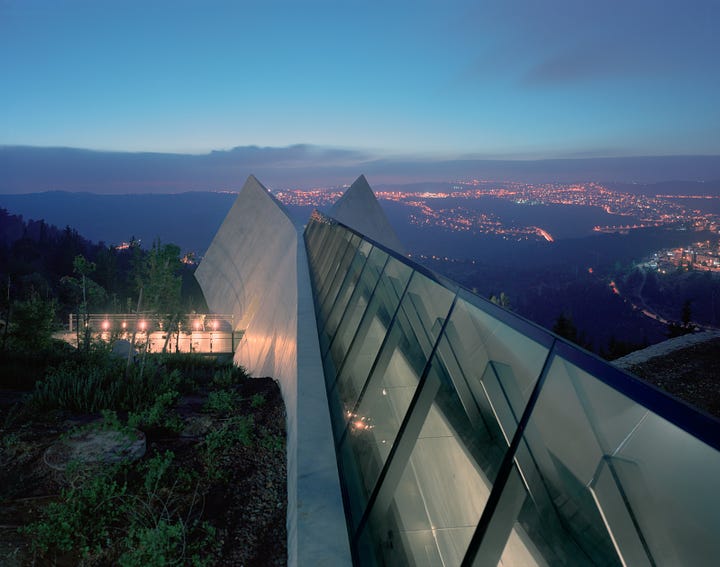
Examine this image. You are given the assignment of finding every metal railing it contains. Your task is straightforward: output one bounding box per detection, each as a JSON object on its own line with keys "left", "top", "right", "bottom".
{"left": 66, "top": 313, "right": 238, "bottom": 354}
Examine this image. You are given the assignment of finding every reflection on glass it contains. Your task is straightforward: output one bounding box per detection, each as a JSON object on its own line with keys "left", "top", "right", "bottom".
{"left": 304, "top": 215, "right": 720, "bottom": 567}
{"left": 363, "top": 356, "right": 511, "bottom": 566}
{"left": 322, "top": 240, "right": 376, "bottom": 354}
{"left": 333, "top": 259, "right": 412, "bottom": 423}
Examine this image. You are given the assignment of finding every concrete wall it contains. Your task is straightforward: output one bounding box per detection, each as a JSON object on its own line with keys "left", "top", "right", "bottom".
{"left": 330, "top": 174, "right": 405, "bottom": 253}
{"left": 195, "top": 175, "right": 351, "bottom": 566}
{"left": 195, "top": 175, "right": 298, "bottom": 382}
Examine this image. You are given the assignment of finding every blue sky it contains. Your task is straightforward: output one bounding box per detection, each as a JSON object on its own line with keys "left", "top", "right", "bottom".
{"left": 1, "top": 0, "right": 719, "bottom": 159}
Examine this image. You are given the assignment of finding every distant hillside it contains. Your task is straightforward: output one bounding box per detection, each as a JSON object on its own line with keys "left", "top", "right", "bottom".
{"left": 3, "top": 146, "right": 720, "bottom": 193}
{"left": 0, "top": 192, "right": 238, "bottom": 255}
{"left": 0, "top": 192, "right": 321, "bottom": 255}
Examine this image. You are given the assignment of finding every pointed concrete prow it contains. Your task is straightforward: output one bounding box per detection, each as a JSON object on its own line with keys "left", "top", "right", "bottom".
{"left": 329, "top": 175, "right": 404, "bottom": 253}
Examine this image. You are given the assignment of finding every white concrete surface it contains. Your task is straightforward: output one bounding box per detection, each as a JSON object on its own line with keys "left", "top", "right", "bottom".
{"left": 195, "top": 175, "right": 352, "bottom": 566}
{"left": 196, "top": 175, "right": 298, "bottom": 380}
{"left": 330, "top": 174, "right": 405, "bottom": 253}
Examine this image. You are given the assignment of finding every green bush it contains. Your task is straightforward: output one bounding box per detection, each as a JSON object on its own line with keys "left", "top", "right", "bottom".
{"left": 211, "top": 364, "right": 248, "bottom": 388}
{"left": 203, "top": 389, "right": 239, "bottom": 415}
{"left": 250, "top": 393, "right": 266, "bottom": 408}
{"left": 7, "top": 293, "right": 57, "bottom": 352}
{"left": 128, "top": 390, "right": 183, "bottom": 433}
{"left": 160, "top": 353, "right": 220, "bottom": 384}
{"left": 22, "top": 449, "right": 219, "bottom": 564}
{"left": 26, "top": 352, "right": 186, "bottom": 417}
{"left": 120, "top": 520, "right": 216, "bottom": 567}
{"left": 203, "top": 416, "right": 253, "bottom": 480}
{"left": 28, "top": 359, "right": 126, "bottom": 413}
{"left": 22, "top": 464, "right": 127, "bottom": 557}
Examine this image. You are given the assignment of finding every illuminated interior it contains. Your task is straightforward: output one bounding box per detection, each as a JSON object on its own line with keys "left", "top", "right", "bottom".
{"left": 305, "top": 211, "right": 720, "bottom": 566}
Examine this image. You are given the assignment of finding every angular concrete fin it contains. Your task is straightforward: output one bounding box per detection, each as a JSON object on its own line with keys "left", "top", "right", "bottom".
{"left": 195, "top": 172, "right": 297, "bottom": 335}
{"left": 241, "top": 174, "right": 294, "bottom": 224}
{"left": 329, "top": 174, "right": 404, "bottom": 253}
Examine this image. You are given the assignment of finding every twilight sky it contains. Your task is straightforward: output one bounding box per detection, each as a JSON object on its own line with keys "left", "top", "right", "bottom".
{"left": 2, "top": 0, "right": 719, "bottom": 160}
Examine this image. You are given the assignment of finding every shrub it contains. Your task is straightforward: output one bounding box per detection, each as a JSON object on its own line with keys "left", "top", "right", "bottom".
{"left": 211, "top": 364, "right": 248, "bottom": 388}
{"left": 128, "top": 391, "right": 183, "bottom": 433}
{"left": 203, "top": 389, "right": 239, "bottom": 415}
{"left": 7, "top": 293, "right": 57, "bottom": 352}
{"left": 250, "top": 393, "right": 266, "bottom": 408}
{"left": 22, "top": 464, "right": 127, "bottom": 557}
{"left": 203, "top": 416, "right": 253, "bottom": 480}
{"left": 26, "top": 351, "right": 186, "bottom": 417}
{"left": 27, "top": 359, "right": 126, "bottom": 413}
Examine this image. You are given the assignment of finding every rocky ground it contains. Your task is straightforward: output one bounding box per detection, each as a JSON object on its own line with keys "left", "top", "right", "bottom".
{"left": 0, "top": 375, "right": 287, "bottom": 566}
{"left": 621, "top": 336, "right": 720, "bottom": 419}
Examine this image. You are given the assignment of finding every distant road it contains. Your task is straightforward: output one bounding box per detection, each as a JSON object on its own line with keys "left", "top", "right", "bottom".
{"left": 609, "top": 272, "right": 719, "bottom": 332}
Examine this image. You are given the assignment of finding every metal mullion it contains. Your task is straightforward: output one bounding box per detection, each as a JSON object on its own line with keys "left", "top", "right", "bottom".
{"left": 326, "top": 254, "right": 390, "bottom": 391}
{"left": 325, "top": 247, "right": 372, "bottom": 352}
{"left": 435, "top": 327, "right": 491, "bottom": 438}
{"left": 321, "top": 246, "right": 372, "bottom": 358}
{"left": 337, "top": 270, "right": 417, "bottom": 449}
{"left": 307, "top": 222, "right": 335, "bottom": 285}
{"left": 352, "top": 293, "right": 460, "bottom": 548}
{"left": 316, "top": 231, "right": 354, "bottom": 310}
{"left": 320, "top": 237, "right": 363, "bottom": 324}
{"left": 316, "top": 227, "right": 350, "bottom": 304}
{"left": 461, "top": 338, "right": 558, "bottom": 567}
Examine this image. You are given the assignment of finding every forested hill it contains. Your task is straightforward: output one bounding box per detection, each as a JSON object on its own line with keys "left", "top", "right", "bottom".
{"left": 0, "top": 191, "right": 237, "bottom": 256}
{"left": 0, "top": 208, "right": 204, "bottom": 323}
{"left": 0, "top": 208, "right": 113, "bottom": 302}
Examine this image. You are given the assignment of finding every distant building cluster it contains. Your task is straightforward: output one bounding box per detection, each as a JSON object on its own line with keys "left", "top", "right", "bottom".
{"left": 644, "top": 240, "right": 720, "bottom": 274}
{"left": 274, "top": 188, "right": 344, "bottom": 206}
{"left": 271, "top": 180, "right": 720, "bottom": 242}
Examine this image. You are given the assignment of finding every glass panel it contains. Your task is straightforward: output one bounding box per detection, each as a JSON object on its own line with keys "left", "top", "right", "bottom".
{"left": 608, "top": 414, "right": 720, "bottom": 565}
{"left": 303, "top": 218, "right": 323, "bottom": 267}
{"left": 332, "top": 257, "right": 412, "bottom": 433}
{"left": 444, "top": 294, "right": 550, "bottom": 440}
{"left": 338, "top": 312, "right": 431, "bottom": 525}
{"left": 317, "top": 233, "right": 365, "bottom": 352}
{"left": 322, "top": 239, "right": 374, "bottom": 346}
{"left": 400, "top": 272, "right": 455, "bottom": 358}
{"left": 330, "top": 246, "right": 388, "bottom": 355}
{"left": 308, "top": 221, "right": 337, "bottom": 279}
{"left": 490, "top": 465, "right": 561, "bottom": 567}
{"left": 505, "top": 355, "right": 652, "bottom": 566}
{"left": 435, "top": 335, "right": 508, "bottom": 482}
{"left": 315, "top": 228, "right": 355, "bottom": 309}
{"left": 306, "top": 216, "right": 720, "bottom": 567}
{"left": 359, "top": 354, "right": 507, "bottom": 566}
{"left": 323, "top": 246, "right": 386, "bottom": 374}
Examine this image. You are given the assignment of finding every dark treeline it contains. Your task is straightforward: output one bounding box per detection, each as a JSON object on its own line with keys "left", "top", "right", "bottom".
{"left": 1, "top": 208, "right": 136, "bottom": 313}
{"left": 0, "top": 208, "right": 206, "bottom": 343}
